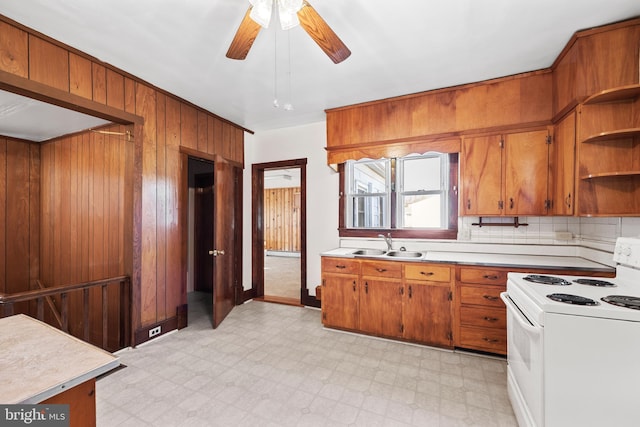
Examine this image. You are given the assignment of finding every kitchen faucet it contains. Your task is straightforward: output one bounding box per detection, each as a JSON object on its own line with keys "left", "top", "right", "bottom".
{"left": 378, "top": 233, "right": 393, "bottom": 251}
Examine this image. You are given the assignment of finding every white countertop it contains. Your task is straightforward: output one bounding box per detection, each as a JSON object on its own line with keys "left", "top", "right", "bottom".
{"left": 321, "top": 248, "right": 613, "bottom": 272}
{"left": 0, "top": 314, "right": 120, "bottom": 404}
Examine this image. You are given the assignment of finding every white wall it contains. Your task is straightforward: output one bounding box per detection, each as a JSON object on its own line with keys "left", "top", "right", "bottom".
{"left": 242, "top": 121, "right": 339, "bottom": 294}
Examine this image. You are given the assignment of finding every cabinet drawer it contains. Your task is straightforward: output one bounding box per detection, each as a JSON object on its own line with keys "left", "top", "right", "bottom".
{"left": 321, "top": 257, "right": 360, "bottom": 275}
{"left": 459, "top": 268, "right": 507, "bottom": 285}
{"left": 459, "top": 326, "right": 507, "bottom": 354}
{"left": 460, "top": 306, "right": 506, "bottom": 329}
{"left": 459, "top": 285, "right": 505, "bottom": 308}
{"left": 405, "top": 264, "right": 450, "bottom": 282}
{"left": 361, "top": 260, "right": 402, "bottom": 279}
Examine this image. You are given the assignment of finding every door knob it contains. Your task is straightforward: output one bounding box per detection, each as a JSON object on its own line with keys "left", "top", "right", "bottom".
{"left": 208, "top": 250, "right": 225, "bottom": 256}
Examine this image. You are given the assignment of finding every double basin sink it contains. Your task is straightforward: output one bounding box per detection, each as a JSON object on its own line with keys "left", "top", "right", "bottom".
{"left": 351, "top": 248, "right": 425, "bottom": 259}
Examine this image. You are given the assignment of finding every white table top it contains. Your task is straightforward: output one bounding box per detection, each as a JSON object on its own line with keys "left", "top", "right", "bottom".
{"left": 0, "top": 314, "right": 120, "bottom": 404}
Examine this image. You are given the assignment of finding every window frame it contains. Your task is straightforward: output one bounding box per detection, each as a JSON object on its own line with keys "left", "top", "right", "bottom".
{"left": 338, "top": 153, "right": 459, "bottom": 240}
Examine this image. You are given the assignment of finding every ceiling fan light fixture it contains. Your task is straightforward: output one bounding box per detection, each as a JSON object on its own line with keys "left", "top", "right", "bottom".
{"left": 277, "top": 0, "right": 303, "bottom": 30}
{"left": 249, "top": 0, "right": 273, "bottom": 28}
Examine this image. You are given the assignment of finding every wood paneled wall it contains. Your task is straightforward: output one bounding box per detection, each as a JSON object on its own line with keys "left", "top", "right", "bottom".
{"left": 0, "top": 137, "right": 39, "bottom": 314}
{"left": 264, "top": 187, "right": 301, "bottom": 252}
{"left": 0, "top": 15, "right": 245, "bottom": 335}
{"left": 39, "top": 125, "right": 132, "bottom": 286}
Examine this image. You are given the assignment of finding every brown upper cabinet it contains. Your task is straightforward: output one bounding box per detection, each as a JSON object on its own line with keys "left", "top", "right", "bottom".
{"left": 461, "top": 128, "right": 551, "bottom": 216}
{"left": 325, "top": 18, "right": 640, "bottom": 217}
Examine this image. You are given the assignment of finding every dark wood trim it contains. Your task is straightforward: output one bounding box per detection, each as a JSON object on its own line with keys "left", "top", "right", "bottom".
{"left": 243, "top": 287, "right": 257, "bottom": 302}
{"left": 131, "top": 124, "right": 143, "bottom": 335}
{"left": 252, "top": 159, "right": 312, "bottom": 306}
{"left": 133, "top": 316, "right": 178, "bottom": 346}
{"left": 0, "top": 69, "right": 142, "bottom": 125}
{"left": 176, "top": 303, "right": 188, "bottom": 329}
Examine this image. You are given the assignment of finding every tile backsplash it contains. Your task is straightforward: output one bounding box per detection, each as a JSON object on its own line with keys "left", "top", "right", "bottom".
{"left": 459, "top": 216, "right": 640, "bottom": 247}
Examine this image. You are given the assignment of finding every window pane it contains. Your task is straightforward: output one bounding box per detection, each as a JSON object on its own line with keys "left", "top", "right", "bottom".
{"left": 402, "top": 194, "right": 442, "bottom": 228}
{"left": 352, "top": 195, "right": 386, "bottom": 228}
{"left": 352, "top": 160, "right": 387, "bottom": 194}
{"left": 403, "top": 156, "right": 441, "bottom": 192}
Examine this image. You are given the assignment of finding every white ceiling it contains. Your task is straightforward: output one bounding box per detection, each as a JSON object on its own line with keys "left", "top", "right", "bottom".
{"left": 1, "top": 0, "right": 639, "bottom": 137}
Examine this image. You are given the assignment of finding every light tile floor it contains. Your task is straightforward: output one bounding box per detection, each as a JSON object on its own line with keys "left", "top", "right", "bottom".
{"left": 97, "top": 293, "right": 517, "bottom": 426}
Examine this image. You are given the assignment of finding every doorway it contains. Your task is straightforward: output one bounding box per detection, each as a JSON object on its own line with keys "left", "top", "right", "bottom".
{"left": 252, "top": 159, "right": 316, "bottom": 307}
{"left": 186, "top": 155, "right": 242, "bottom": 328}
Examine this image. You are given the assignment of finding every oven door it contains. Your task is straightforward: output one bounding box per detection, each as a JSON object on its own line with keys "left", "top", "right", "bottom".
{"left": 501, "top": 290, "right": 544, "bottom": 427}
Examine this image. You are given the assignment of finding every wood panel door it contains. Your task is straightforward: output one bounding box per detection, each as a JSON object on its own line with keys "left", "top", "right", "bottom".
{"left": 504, "top": 129, "right": 550, "bottom": 215}
{"left": 212, "top": 159, "right": 237, "bottom": 328}
{"left": 552, "top": 112, "right": 576, "bottom": 215}
{"left": 403, "top": 281, "right": 452, "bottom": 347}
{"left": 359, "top": 278, "right": 403, "bottom": 338}
{"left": 461, "top": 135, "right": 503, "bottom": 215}
{"left": 321, "top": 274, "right": 359, "bottom": 330}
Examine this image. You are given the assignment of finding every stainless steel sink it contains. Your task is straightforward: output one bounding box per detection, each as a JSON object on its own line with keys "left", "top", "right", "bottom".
{"left": 352, "top": 248, "right": 386, "bottom": 256}
{"left": 385, "top": 250, "right": 423, "bottom": 258}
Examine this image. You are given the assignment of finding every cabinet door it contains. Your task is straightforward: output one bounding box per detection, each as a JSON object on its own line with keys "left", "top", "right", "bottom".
{"left": 461, "top": 134, "right": 503, "bottom": 215}
{"left": 504, "top": 129, "right": 550, "bottom": 215}
{"left": 551, "top": 112, "right": 575, "bottom": 215}
{"left": 321, "top": 274, "right": 359, "bottom": 330}
{"left": 359, "top": 278, "right": 403, "bottom": 338}
{"left": 403, "top": 281, "right": 452, "bottom": 347}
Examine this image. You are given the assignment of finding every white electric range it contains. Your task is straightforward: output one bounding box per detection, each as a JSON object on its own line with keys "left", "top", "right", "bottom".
{"left": 501, "top": 237, "right": 640, "bottom": 427}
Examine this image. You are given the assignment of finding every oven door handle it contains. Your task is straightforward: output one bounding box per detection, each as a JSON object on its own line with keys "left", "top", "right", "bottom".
{"left": 500, "top": 292, "right": 539, "bottom": 332}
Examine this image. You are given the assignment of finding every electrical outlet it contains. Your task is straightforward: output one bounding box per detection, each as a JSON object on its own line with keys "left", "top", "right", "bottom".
{"left": 149, "top": 326, "right": 161, "bottom": 338}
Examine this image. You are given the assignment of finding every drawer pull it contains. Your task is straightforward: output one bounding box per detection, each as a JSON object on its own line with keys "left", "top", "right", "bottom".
{"left": 483, "top": 316, "right": 499, "bottom": 322}
{"left": 483, "top": 275, "right": 499, "bottom": 280}
{"left": 335, "top": 265, "right": 347, "bottom": 269}
{"left": 420, "top": 271, "right": 434, "bottom": 276}
{"left": 483, "top": 295, "right": 499, "bottom": 301}
{"left": 483, "top": 337, "right": 500, "bottom": 343}
{"left": 377, "top": 268, "right": 387, "bottom": 273}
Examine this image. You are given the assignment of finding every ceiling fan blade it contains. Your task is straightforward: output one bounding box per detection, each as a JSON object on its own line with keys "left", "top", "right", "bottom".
{"left": 297, "top": 1, "right": 351, "bottom": 64}
{"left": 226, "top": 6, "right": 262, "bottom": 60}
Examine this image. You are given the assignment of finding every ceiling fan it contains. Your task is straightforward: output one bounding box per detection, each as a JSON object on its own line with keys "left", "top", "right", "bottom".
{"left": 226, "top": 0, "right": 351, "bottom": 64}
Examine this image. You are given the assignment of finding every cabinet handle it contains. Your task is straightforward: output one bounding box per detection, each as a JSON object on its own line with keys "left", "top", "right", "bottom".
{"left": 400, "top": 287, "right": 404, "bottom": 296}
{"left": 483, "top": 316, "right": 499, "bottom": 322}
{"left": 335, "top": 265, "right": 346, "bottom": 269}
{"left": 483, "top": 337, "right": 500, "bottom": 343}
{"left": 483, "top": 275, "right": 499, "bottom": 280}
{"left": 352, "top": 281, "right": 356, "bottom": 292}
{"left": 408, "top": 285, "right": 413, "bottom": 298}
{"left": 483, "top": 295, "right": 499, "bottom": 301}
{"left": 509, "top": 198, "right": 514, "bottom": 209}
{"left": 467, "top": 199, "right": 471, "bottom": 210}
{"left": 420, "top": 271, "right": 434, "bottom": 276}
{"left": 565, "top": 193, "right": 572, "bottom": 208}
{"left": 365, "top": 282, "right": 368, "bottom": 294}
{"left": 376, "top": 268, "right": 387, "bottom": 273}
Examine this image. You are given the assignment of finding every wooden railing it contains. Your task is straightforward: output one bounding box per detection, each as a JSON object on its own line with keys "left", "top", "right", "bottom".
{"left": 0, "top": 276, "right": 132, "bottom": 352}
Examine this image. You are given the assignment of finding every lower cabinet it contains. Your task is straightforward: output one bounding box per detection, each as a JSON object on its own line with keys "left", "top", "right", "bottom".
{"left": 403, "top": 264, "right": 453, "bottom": 347}
{"left": 455, "top": 267, "right": 509, "bottom": 354}
{"left": 360, "top": 261, "right": 404, "bottom": 338}
{"left": 321, "top": 257, "right": 455, "bottom": 349}
{"left": 321, "top": 257, "right": 360, "bottom": 330}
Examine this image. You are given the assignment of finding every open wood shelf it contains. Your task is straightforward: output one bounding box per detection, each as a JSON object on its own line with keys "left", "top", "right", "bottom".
{"left": 581, "top": 128, "right": 640, "bottom": 144}
{"left": 583, "top": 84, "right": 640, "bottom": 105}
{"left": 580, "top": 170, "right": 640, "bottom": 180}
